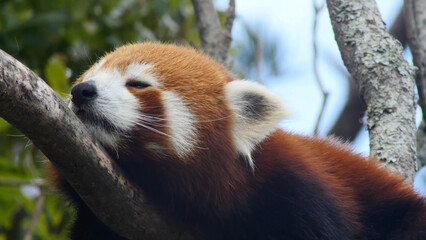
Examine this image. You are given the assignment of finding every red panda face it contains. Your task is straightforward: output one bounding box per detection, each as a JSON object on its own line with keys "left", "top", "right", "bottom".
{"left": 69, "top": 60, "right": 144, "bottom": 149}
{"left": 69, "top": 43, "right": 287, "bottom": 165}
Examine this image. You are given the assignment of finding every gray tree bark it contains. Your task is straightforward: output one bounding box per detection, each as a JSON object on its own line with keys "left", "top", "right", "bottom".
{"left": 405, "top": 0, "right": 426, "bottom": 167}
{"left": 0, "top": 50, "right": 194, "bottom": 239}
{"left": 326, "top": 0, "right": 418, "bottom": 182}
{"left": 328, "top": 8, "right": 408, "bottom": 142}
{"left": 191, "top": 0, "right": 235, "bottom": 64}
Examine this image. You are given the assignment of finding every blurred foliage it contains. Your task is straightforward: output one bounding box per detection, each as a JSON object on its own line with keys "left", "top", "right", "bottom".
{"left": 232, "top": 21, "right": 283, "bottom": 83}
{"left": 0, "top": 0, "right": 203, "bottom": 238}
{"left": 0, "top": 0, "right": 200, "bottom": 81}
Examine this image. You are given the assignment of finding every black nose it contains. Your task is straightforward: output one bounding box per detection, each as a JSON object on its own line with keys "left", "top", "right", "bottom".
{"left": 71, "top": 81, "right": 97, "bottom": 106}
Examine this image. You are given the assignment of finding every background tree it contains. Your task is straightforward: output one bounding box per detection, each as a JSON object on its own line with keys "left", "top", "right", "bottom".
{"left": 328, "top": 7, "right": 409, "bottom": 143}
{"left": 327, "top": 0, "right": 417, "bottom": 182}
{"left": 405, "top": 0, "right": 426, "bottom": 168}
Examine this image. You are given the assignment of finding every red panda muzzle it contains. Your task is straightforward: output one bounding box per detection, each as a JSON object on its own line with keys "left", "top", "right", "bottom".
{"left": 70, "top": 81, "right": 97, "bottom": 107}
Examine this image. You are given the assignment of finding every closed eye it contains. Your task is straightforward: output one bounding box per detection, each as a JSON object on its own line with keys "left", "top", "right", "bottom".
{"left": 125, "top": 80, "right": 151, "bottom": 89}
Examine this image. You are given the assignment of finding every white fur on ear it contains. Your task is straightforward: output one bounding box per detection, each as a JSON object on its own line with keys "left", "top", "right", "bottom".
{"left": 225, "top": 80, "right": 288, "bottom": 169}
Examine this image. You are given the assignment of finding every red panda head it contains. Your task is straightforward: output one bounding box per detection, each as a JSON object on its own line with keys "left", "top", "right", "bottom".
{"left": 69, "top": 42, "right": 287, "bottom": 167}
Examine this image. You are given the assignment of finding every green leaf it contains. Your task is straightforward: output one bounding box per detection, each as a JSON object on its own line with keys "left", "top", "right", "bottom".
{"left": 0, "top": 118, "right": 10, "bottom": 133}
{"left": 44, "top": 57, "right": 70, "bottom": 97}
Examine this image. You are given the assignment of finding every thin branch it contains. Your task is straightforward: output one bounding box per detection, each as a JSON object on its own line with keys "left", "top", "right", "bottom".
{"left": 326, "top": 0, "right": 417, "bottom": 182}
{"left": 192, "top": 0, "right": 235, "bottom": 64}
{"left": 23, "top": 194, "right": 45, "bottom": 240}
{"left": 225, "top": 0, "right": 236, "bottom": 34}
{"left": 255, "top": 36, "right": 263, "bottom": 83}
{"left": 0, "top": 49, "right": 194, "bottom": 239}
{"left": 404, "top": 0, "right": 426, "bottom": 167}
{"left": 404, "top": 0, "right": 426, "bottom": 120}
{"left": 312, "top": 1, "right": 329, "bottom": 135}
{"left": 328, "top": 77, "right": 365, "bottom": 141}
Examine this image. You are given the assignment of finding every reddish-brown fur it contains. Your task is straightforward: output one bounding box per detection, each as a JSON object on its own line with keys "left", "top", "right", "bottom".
{"left": 255, "top": 130, "right": 426, "bottom": 238}
{"left": 47, "top": 43, "right": 426, "bottom": 240}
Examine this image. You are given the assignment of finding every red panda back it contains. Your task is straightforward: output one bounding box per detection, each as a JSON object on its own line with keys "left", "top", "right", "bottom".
{"left": 254, "top": 130, "right": 426, "bottom": 239}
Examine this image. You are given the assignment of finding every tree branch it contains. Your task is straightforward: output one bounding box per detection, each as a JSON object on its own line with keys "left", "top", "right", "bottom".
{"left": 328, "top": 77, "right": 365, "bottom": 141}
{"left": 328, "top": 7, "right": 407, "bottom": 141}
{"left": 405, "top": 0, "right": 426, "bottom": 120}
{"left": 326, "top": 0, "right": 418, "bottom": 182}
{"left": 405, "top": 0, "right": 426, "bottom": 167}
{"left": 192, "top": 0, "right": 235, "bottom": 64}
{"left": 312, "top": 1, "right": 329, "bottom": 135}
{"left": 23, "top": 194, "right": 45, "bottom": 240}
{"left": 0, "top": 49, "right": 194, "bottom": 239}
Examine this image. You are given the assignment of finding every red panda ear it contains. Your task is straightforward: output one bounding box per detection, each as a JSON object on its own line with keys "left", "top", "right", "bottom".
{"left": 225, "top": 80, "right": 288, "bottom": 168}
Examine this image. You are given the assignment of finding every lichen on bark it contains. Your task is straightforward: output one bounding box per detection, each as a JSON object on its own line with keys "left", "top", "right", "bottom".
{"left": 405, "top": 0, "right": 426, "bottom": 167}
{"left": 327, "top": 0, "right": 417, "bottom": 182}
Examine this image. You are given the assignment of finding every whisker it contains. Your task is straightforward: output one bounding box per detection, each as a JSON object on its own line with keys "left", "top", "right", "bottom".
{"left": 139, "top": 120, "right": 166, "bottom": 126}
{"left": 25, "top": 140, "right": 33, "bottom": 149}
{"left": 138, "top": 112, "right": 233, "bottom": 124}
{"left": 96, "top": 98, "right": 139, "bottom": 104}
{"left": 134, "top": 122, "right": 207, "bottom": 150}
{"left": 192, "top": 115, "right": 233, "bottom": 123}
{"left": 137, "top": 119, "right": 168, "bottom": 128}
{"left": 138, "top": 113, "right": 165, "bottom": 119}
{"left": 139, "top": 113, "right": 166, "bottom": 120}
{"left": 135, "top": 122, "right": 171, "bottom": 137}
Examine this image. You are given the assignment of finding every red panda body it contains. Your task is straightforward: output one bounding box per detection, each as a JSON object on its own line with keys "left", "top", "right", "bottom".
{"left": 48, "top": 43, "right": 426, "bottom": 239}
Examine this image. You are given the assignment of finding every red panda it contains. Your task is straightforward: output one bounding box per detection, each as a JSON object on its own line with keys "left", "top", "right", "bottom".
{"left": 47, "top": 42, "right": 426, "bottom": 240}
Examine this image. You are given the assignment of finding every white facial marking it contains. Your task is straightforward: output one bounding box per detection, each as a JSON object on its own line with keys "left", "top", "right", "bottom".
{"left": 85, "top": 59, "right": 106, "bottom": 80}
{"left": 161, "top": 91, "right": 198, "bottom": 158}
{"left": 126, "top": 63, "right": 160, "bottom": 87}
{"left": 70, "top": 59, "right": 197, "bottom": 156}
{"left": 69, "top": 60, "right": 158, "bottom": 149}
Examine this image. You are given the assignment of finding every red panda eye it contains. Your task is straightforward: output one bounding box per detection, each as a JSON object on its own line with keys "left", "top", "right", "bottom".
{"left": 125, "top": 80, "right": 150, "bottom": 89}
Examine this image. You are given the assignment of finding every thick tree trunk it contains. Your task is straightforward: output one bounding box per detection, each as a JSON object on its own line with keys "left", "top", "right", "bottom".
{"left": 326, "top": 0, "right": 418, "bottom": 182}
{"left": 405, "top": 0, "right": 426, "bottom": 167}
{"left": 328, "top": 8, "right": 408, "bottom": 141}
{"left": 0, "top": 49, "right": 193, "bottom": 240}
